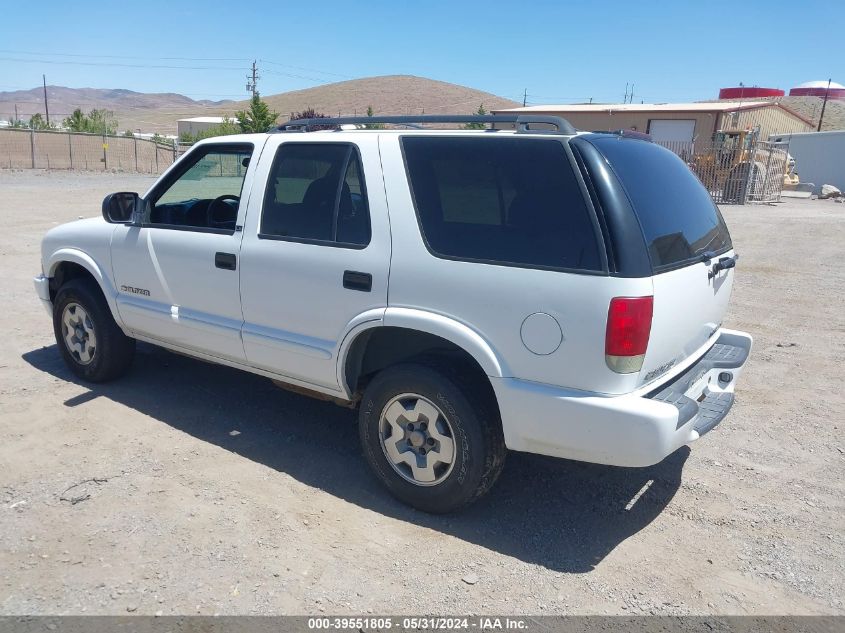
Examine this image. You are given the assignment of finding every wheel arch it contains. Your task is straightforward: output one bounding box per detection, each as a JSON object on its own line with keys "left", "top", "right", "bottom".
{"left": 338, "top": 307, "right": 506, "bottom": 400}
{"left": 46, "top": 250, "right": 122, "bottom": 325}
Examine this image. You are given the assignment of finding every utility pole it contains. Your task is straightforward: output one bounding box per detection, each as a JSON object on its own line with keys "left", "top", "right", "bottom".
{"left": 817, "top": 78, "right": 831, "bottom": 132}
{"left": 523, "top": 88, "right": 527, "bottom": 107}
{"left": 42, "top": 74, "right": 50, "bottom": 126}
{"left": 629, "top": 83, "right": 634, "bottom": 104}
{"left": 246, "top": 60, "right": 259, "bottom": 98}
{"left": 624, "top": 82, "right": 629, "bottom": 104}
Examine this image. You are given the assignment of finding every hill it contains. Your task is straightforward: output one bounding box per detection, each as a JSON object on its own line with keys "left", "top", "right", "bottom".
{"left": 0, "top": 76, "right": 520, "bottom": 134}
{"left": 247, "top": 75, "right": 520, "bottom": 120}
{"left": 0, "top": 86, "right": 232, "bottom": 131}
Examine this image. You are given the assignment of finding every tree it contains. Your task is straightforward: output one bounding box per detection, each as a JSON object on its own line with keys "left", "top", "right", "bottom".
{"left": 62, "top": 108, "right": 118, "bottom": 135}
{"left": 63, "top": 108, "right": 86, "bottom": 132}
{"left": 463, "top": 104, "right": 488, "bottom": 130}
{"left": 236, "top": 95, "right": 279, "bottom": 133}
{"left": 123, "top": 130, "right": 135, "bottom": 137}
{"left": 86, "top": 109, "right": 118, "bottom": 135}
{"left": 29, "top": 113, "right": 51, "bottom": 130}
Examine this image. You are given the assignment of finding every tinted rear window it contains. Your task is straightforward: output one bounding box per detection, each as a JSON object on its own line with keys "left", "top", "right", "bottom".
{"left": 402, "top": 136, "right": 602, "bottom": 271}
{"left": 590, "top": 136, "right": 732, "bottom": 269}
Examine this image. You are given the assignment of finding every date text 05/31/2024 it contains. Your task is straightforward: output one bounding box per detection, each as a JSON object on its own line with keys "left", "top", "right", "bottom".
{"left": 307, "top": 617, "right": 529, "bottom": 630}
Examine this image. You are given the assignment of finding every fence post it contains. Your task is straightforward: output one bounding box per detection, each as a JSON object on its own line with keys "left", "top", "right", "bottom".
{"left": 172, "top": 139, "right": 176, "bottom": 165}
{"left": 30, "top": 127, "right": 35, "bottom": 169}
{"left": 134, "top": 135, "right": 138, "bottom": 172}
{"left": 68, "top": 133, "right": 73, "bottom": 169}
{"left": 102, "top": 133, "right": 108, "bottom": 170}
{"left": 155, "top": 143, "right": 159, "bottom": 172}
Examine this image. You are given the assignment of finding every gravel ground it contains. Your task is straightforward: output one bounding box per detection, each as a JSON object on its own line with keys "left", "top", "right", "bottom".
{"left": 0, "top": 170, "right": 843, "bottom": 616}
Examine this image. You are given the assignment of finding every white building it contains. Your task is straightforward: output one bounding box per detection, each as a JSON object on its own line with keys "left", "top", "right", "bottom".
{"left": 769, "top": 130, "right": 845, "bottom": 194}
{"left": 176, "top": 116, "right": 230, "bottom": 138}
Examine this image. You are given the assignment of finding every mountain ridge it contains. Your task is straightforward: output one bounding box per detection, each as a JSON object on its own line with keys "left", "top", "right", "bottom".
{"left": 0, "top": 76, "right": 521, "bottom": 133}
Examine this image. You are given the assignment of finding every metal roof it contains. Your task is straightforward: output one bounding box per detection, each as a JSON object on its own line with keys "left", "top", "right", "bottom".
{"left": 177, "top": 116, "right": 229, "bottom": 123}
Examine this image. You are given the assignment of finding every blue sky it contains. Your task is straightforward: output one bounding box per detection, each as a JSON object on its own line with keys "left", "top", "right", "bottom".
{"left": 0, "top": 0, "right": 841, "bottom": 105}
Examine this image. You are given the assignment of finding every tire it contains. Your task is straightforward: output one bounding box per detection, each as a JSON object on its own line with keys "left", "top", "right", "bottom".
{"left": 359, "top": 360, "right": 506, "bottom": 513}
{"left": 52, "top": 277, "right": 135, "bottom": 382}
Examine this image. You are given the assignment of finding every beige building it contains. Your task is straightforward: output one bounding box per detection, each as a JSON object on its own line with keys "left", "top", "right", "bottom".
{"left": 493, "top": 102, "right": 813, "bottom": 148}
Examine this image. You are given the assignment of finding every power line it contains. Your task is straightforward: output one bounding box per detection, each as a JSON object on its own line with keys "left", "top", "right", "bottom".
{"left": 0, "top": 49, "right": 249, "bottom": 62}
{"left": 259, "top": 59, "right": 352, "bottom": 79}
{"left": 261, "top": 68, "right": 337, "bottom": 85}
{"left": 0, "top": 49, "right": 353, "bottom": 83}
{"left": 0, "top": 56, "right": 244, "bottom": 71}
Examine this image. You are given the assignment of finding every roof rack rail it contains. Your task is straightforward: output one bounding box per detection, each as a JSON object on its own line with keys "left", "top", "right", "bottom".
{"left": 592, "top": 129, "right": 653, "bottom": 142}
{"left": 274, "top": 114, "right": 577, "bottom": 135}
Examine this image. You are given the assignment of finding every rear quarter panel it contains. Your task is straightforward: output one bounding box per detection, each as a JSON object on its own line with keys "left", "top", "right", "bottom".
{"left": 379, "top": 135, "right": 652, "bottom": 395}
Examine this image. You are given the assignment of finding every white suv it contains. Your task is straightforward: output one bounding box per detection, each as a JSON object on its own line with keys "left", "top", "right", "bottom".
{"left": 34, "top": 115, "right": 752, "bottom": 513}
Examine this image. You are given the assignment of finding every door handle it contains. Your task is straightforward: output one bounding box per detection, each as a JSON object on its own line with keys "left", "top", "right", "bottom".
{"left": 215, "top": 252, "right": 237, "bottom": 270}
{"left": 708, "top": 254, "right": 738, "bottom": 279}
{"left": 343, "top": 270, "right": 372, "bottom": 292}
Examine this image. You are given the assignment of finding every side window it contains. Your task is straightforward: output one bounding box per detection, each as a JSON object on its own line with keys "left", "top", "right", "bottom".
{"left": 260, "top": 143, "right": 371, "bottom": 247}
{"left": 149, "top": 146, "right": 253, "bottom": 231}
{"left": 402, "top": 136, "right": 602, "bottom": 271}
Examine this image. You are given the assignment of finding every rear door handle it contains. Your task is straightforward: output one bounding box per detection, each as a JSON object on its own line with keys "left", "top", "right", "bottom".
{"left": 215, "top": 252, "right": 237, "bottom": 270}
{"left": 343, "top": 270, "right": 372, "bottom": 292}
{"left": 709, "top": 254, "right": 738, "bottom": 279}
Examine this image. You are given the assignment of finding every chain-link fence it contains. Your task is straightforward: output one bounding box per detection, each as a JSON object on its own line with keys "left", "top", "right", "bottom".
{"left": 657, "top": 139, "right": 791, "bottom": 204}
{"left": 0, "top": 128, "right": 179, "bottom": 174}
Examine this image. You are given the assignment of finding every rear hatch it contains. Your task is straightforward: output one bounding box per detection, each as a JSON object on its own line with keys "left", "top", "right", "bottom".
{"left": 574, "top": 134, "right": 736, "bottom": 388}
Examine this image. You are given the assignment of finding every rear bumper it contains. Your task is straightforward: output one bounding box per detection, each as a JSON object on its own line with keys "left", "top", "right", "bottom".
{"left": 492, "top": 329, "right": 753, "bottom": 467}
{"left": 33, "top": 274, "right": 53, "bottom": 316}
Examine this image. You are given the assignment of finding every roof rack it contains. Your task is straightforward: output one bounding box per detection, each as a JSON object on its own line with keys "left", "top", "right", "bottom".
{"left": 274, "top": 114, "right": 577, "bottom": 135}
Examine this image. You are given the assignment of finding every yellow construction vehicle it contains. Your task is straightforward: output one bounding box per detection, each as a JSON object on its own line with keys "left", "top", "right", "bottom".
{"left": 691, "top": 126, "right": 797, "bottom": 202}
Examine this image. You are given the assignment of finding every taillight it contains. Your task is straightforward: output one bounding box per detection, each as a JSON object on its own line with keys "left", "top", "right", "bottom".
{"left": 605, "top": 296, "right": 653, "bottom": 373}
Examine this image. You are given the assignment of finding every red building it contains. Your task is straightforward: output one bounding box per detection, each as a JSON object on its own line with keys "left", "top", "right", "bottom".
{"left": 719, "top": 86, "right": 784, "bottom": 99}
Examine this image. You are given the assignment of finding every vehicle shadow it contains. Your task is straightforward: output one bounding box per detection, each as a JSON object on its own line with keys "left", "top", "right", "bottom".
{"left": 23, "top": 343, "right": 689, "bottom": 574}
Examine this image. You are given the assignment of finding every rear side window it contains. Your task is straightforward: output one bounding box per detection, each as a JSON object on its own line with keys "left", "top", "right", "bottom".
{"left": 260, "top": 143, "right": 371, "bottom": 247}
{"left": 589, "top": 136, "right": 732, "bottom": 270}
{"left": 402, "top": 137, "right": 602, "bottom": 271}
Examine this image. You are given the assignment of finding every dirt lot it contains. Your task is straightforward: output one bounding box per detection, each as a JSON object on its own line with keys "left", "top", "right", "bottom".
{"left": 0, "top": 170, "right": 843, "bottom": 616}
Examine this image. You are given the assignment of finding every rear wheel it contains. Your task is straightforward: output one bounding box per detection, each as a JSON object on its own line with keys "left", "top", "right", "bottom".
{"left": 359, "top": 361, "right": 506, "bottom": 513}
{"left": 52, "top": 278, "right": 135, "bottom": 382}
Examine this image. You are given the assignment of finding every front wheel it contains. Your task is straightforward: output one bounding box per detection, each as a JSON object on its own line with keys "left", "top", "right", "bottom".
{"left": 52, "top": 278, "right": 135, "bottom": 382}
{"left": 358, "top": 361, "right": 506, "bottom": 513}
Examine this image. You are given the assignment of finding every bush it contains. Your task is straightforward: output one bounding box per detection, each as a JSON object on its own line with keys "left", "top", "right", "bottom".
{"left": 289, "top": 108, "right": 333, "bottom": 130}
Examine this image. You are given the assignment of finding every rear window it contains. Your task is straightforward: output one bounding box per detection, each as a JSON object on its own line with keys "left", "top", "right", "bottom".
{"left": 590, "top": 136, "right": 732, "bottom": 270}
{"left": 402, "top": 136, "right": 602, "bottom": 272}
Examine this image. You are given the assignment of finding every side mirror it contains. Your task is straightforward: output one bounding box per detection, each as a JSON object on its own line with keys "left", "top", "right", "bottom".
{"left": 102, "top": 192, "right": 139, "bottom": 224}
